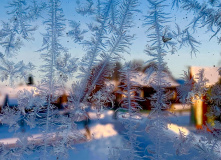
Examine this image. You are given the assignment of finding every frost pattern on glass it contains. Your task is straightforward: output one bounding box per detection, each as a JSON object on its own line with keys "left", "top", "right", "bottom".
{"left": 0, "top": 0, "right": 220, "bottom": 159}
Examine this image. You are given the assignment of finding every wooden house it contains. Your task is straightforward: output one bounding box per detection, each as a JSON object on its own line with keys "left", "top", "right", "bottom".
{"left": 110, "top": 70, "right": 181, "bottom": 110}
{"left": 132, "top": 71, "right": 180, "bottom": 110}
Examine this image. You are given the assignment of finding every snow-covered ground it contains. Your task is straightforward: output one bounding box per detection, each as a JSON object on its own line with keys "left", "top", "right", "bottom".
{"left": 0, "top": 110, "right": 220, "bottom": 159}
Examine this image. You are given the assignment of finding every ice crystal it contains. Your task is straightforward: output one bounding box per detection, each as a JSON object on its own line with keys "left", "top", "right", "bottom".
{"left": 0, "top": 0, "right": 220, "bottom": 159}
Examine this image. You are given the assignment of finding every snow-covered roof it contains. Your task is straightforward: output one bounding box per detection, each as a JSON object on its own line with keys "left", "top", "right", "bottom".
{"left": 0, "top": 85, "right": 36, "bottom": 96}
{"left": 104, "top": 70, "right": 180, "bottom": 89}
{"left": 132, "top": 72, "right": 180, "bottom": 87}
{"left": 0, "top": 85, "right": 36, "bottom": 106}
{"left": 190, "top": 66, "right": 220, "bottom": 87}
{"left": 106, "top": 72, "right": 179, "bottom": 88}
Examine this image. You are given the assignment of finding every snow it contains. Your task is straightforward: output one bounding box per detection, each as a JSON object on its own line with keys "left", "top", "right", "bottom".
{"left": 0, "top": 109, "right": 220, "bottom": 159}
{"left": 0, "top": 85, "right": 36, "bottom": 106}
{"left": 132, "top": 72, "right": 180, "bottom": 87}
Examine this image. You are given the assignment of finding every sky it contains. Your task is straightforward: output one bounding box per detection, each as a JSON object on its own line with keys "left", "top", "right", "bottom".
{"left": 0, "top": 0, "right": 220, "bottom": 86}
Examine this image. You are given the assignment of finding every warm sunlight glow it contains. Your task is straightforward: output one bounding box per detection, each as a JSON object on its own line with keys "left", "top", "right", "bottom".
{"left": 91, "top": 124, "right": 117, "bottom": 139}
{"left": 168, "top": 124, "right": 189, "bottom": 135}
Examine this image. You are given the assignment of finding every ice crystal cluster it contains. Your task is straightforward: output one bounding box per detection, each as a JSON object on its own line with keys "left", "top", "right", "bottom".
{"left": 0, "top": 0, "right": 220, "bottom": 159}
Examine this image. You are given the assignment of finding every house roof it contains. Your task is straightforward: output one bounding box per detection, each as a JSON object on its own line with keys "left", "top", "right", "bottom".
{"left": 0, "top": 85, "right": 36, "bottom": 106}
{"left": 190, "top": 66, "right": 220, "bottom": 87}
{"left": 133, "top": 72, "right": 180, "bottom": 87}
{"left": 107, "top": 71, "right": 179, "bottom": 88}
